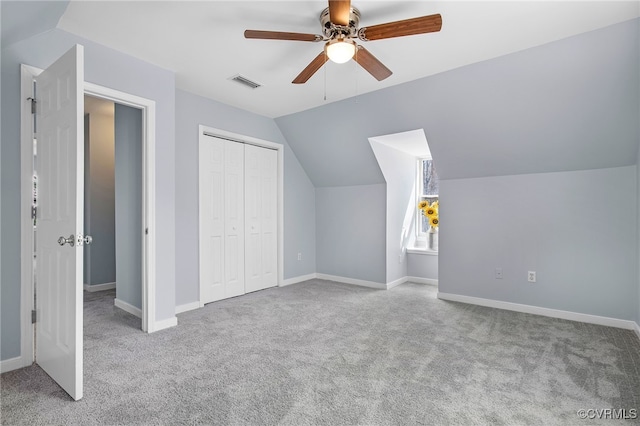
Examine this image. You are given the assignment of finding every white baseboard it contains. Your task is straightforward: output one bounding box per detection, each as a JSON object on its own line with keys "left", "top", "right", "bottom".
{"left": 386, "top": 276, "right": 407, "bottom": 290}
{"left": 406, "top": 277, "right": 438, "bottom": 286}
{"left": 150, "top": 316, "right": 178, "bottom": 333}
{"left": 84, "top": 282, "right": 116, "bottom": 292}
{"left": 438, "top": 292, "right": 638, "bottom": 331}
{"left": 0, "top": 356, "right": 25, "bottom": 374}
{"left": 175, "top": 301, "right": 200, "bottom": 314}
{"left": 387, "top": 276, "right": 438, "bottom": 289}
{"left": 301, "top": 273, "right": 437, "bottom": 291}
{"left": 316, "top": 273, "right": 386, "bottom": 290}
{"left": 634, "top": 321, "right": 640, "bottom": 340}
{"left": 114, "top": 298, "right": 142, "bottom": 318}
{"left": 281, "top": 273, "right": 318, "bottom": 287}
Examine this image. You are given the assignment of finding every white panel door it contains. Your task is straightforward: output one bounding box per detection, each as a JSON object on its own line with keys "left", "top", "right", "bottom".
{"left": 223, "top": 141, "right": 245, "bottom": 298}
{"left": 199, "top": 137, "right": 246, "bottom": 304}
{"left": 245, "top": 144, "right": 277, "bottom": 293}
{"left": 260, "top": 147, "right": 278, "bottom": 289}
{"left": 199, "top": 137, "right": 225, "bottom": 304}
{"left": 35, "top": 45, "right": 84, "bottom": 401}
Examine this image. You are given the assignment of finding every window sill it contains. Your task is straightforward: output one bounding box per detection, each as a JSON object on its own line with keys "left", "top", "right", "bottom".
{"left": 407, "top": 247, "right": 438, "bottom": 256}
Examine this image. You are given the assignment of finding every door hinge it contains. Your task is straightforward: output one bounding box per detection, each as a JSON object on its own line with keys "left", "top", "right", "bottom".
{"left": 31, "top": 206, "right": 37, "bottom": 220}
{"left": 31, "top": 309, "right": 37, "bottom": 324}
{"left": 27, "top": 97, "right": 37, "bottom": 114}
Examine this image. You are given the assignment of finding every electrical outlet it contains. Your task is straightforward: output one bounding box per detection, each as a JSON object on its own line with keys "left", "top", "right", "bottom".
{"left": 297, "top": 253, "right": 302, "bottom": 261}
{"left": 495, "top": 268, "right": 503, "bottom": 279}
{"left": 528, "top": 271, "right": 536, "bottom": 282}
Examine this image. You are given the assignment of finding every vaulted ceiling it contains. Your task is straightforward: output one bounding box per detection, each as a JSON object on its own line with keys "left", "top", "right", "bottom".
{"left": 3, "top": 1, "right": 637, "bottom": 118}
{"left": 276, "top": 18, "right": 640, "bottom": 185}
{"left": 2, "top": 1, "right": 638, "bottom": 187}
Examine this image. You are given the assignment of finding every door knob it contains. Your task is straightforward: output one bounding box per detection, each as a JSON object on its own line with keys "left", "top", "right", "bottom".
{"left": 76, "top": 234, "right": 93, "bottom": 246}
{"left": 58, "top": 234, "right": 75, "bottom": 247}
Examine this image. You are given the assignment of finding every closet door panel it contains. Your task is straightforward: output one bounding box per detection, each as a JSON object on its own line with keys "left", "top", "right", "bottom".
{"left": 245, "top": 144, "right": 277, "bottom": 293}
{"left": 260, "top": 148, "right": 278, "bottom": 288}
{"left": 199, "top": 138, "right": 225, "bottom": 304}
{"left": 224, "top": 141, "right": 245, "bottom": 298}
{"left": 244, "top": 145, "right": 262, "bottom": 292}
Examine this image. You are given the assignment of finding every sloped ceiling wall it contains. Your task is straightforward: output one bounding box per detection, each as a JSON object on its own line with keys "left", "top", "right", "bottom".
{"left": 275, "top": 18, "right": 639, "bottom": 187}
{"left": 0, "top": 1, "right": 69, "bottom": 48}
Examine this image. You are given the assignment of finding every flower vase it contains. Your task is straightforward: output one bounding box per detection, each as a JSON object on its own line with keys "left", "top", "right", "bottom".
{"left": 428, "top": 228, "right": 438, "bottom": 251}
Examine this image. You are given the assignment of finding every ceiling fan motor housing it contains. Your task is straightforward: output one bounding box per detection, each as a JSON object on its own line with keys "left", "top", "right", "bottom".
{"left": 320, "top": 6, "right": 361, "bottom": 39}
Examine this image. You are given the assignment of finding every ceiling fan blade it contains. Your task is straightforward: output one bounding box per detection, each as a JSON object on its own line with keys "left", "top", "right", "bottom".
{"left": 329, "top": 0, "right": 351, "bottom": 26}
{"left": 354, "top": 46, "right": 392, "bottom": 81}
{"left": 357, "top": 13, "right": 442, "bottom": 41}
{"left": 292, "top": 51, "right": 329, "bottom": 84}
{"left": 244, "top": 30, "right": 322, "bottom": 42}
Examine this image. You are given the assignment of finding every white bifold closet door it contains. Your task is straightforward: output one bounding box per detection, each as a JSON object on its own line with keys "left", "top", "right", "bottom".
{"left": 199, "top": 137, "right": 245, "bottom": 304}
{"left": 199, "top": 136, "right": 277, "bottom": 305}
{"left": 244, "top": 144, "right": 278, "bottom": 293}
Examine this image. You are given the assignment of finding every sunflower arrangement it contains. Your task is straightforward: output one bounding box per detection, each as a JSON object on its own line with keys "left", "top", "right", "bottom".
{"left": 418, "top": 199, "right": 439, "bottom": 231}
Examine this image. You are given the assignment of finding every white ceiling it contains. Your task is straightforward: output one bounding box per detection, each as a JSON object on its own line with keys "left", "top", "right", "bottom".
{"left": 57, "top": 1, "right": 639, "bottom": 118}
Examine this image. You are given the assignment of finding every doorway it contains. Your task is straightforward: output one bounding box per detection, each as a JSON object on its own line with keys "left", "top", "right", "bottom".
{"left": 83, "top": 95, "right": 143, "bottom": 324}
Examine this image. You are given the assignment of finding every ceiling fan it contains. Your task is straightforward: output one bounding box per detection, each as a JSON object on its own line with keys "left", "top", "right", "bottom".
{"left": 244, "top": 0, "right": 442, "bottom": 84}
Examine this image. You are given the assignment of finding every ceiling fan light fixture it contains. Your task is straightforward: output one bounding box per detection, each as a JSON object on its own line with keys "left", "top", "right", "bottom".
{"left": 325, "top": 38, "right": 356, "bottom": 64}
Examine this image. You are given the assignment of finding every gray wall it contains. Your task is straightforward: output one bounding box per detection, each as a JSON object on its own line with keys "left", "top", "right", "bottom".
{"left": 174, "top": 89, "right": 315, "bottom": 307}
{"left": 369, "top": 141, "right": 416, "bottom": 283}
{"left": 114, "top": 104, "right": 143, "bottom": 309}
{"left": 407, "top": 254, "right": 438, "bottom": 281}
{"left": 83, "top": 115, "right": 90, "bottom": 284}
{"left": 439, "top": 166, "right": 637, "bottom": 321}
{"left": 1, "top": 28, "right": 175, "bottom": 360}
{"left": 276, "top": 19, "right": 639, "bottom": 288}
{"left": 316, "top": 184, "right": 386, "bottom": 283}
{"left": 84, "top": 104, "right": 116, "bottom": 286}
{"left": 637, "top": 138, "right": 640, "bottom": 325}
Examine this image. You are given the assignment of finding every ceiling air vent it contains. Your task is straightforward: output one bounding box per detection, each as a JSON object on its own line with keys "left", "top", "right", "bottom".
{"left": 230, "top": 74, "right": 262, "bottom": 89}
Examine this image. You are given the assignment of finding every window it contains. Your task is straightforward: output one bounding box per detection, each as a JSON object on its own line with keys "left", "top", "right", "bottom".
{"left": 417, "top": 158, "right": 439, "bottom": 235}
